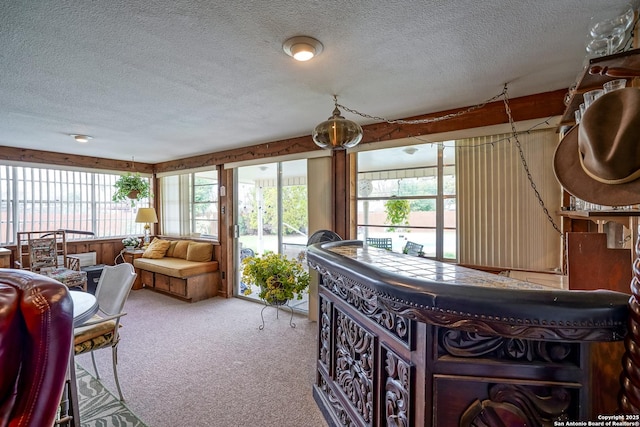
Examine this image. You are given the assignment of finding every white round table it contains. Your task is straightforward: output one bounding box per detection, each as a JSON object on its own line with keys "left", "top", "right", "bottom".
{"left": 70, "top": 290, "right": 98, "bottom": 325}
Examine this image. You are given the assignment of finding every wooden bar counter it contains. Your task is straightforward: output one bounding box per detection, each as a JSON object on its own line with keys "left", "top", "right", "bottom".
{"left": 306, "top": 240, "right": 631, "bottom": 426}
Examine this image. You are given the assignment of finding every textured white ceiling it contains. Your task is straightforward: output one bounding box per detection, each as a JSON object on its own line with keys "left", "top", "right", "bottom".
{"left": 0, "top": 1, "right": 633, "bottom": 163}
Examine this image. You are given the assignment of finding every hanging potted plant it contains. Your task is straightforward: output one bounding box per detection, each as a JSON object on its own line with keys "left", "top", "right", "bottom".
{"left": 384, "top": 197, "right": 410, "bottom": 232}
{"left": 241, "top": 251, "right": 309, "bottom": 305}
{"left": 112, "top": 173, "right": 151, "bottom": 206}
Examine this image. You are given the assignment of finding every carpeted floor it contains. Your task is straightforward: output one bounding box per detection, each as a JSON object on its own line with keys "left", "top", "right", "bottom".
{"left": 75, "top": 289, "right": 328, "bottom": 427}
{"left": 77, "top": 363, "right": 147, "bottom": 426}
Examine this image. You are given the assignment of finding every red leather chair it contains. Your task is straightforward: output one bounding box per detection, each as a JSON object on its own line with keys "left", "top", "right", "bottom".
{"left": 0, "top": 269, "right": 73, "bottom": 427}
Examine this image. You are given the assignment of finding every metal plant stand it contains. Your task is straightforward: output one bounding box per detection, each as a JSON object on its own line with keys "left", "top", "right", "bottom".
{"left": 259, "top": 299, "right": 296, "bottom": 330}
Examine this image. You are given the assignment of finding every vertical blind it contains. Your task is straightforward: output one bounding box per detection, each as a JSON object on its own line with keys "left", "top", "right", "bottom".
{"left": 456, "top": 129, "right": 562, "bottom": 271}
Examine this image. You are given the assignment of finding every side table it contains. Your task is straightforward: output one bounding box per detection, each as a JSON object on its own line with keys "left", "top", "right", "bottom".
{"left": 120, "top": 249, "right": 145, "bottom": 290}
{"left": 0, "top": 247, "right": 10, "bottom": 268}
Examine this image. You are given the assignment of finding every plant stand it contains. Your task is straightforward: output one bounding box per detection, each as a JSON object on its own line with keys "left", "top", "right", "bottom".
{"left": 259, "top": 299, "right": 296, "bottom": 330}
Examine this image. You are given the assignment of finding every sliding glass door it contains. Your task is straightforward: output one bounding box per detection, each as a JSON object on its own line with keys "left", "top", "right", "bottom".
{"left": 234, "top": 160, "right": 309, "bottom": 312}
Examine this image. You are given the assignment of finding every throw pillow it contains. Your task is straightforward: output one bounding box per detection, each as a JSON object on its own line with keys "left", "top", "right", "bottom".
{"left": 142, "top": 238, "right": 171, "bottom": 259}
{"left": 172, "top": 240, "right": 191, "bottom": 259}
{"left": 186, "top": 242, "right": 213, "bottom": 262}
{"left": 165, "top": 240, "right": 178, "bottom": 257}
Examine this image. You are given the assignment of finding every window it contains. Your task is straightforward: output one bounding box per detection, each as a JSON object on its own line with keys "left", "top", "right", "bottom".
{"left": 0, "top": 164, "right": 150, "bottom": 245}
{"left": 192, "top": 171, "right": 219, "bottom": 237}
{"left": 356, "top": 142, "right": 456, "bottom": 260}
{"left": 159, "top": 169, "right": 219, "bottom": 239}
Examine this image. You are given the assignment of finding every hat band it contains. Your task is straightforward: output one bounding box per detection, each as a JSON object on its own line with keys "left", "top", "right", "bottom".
{"left": 579, "top": 147, "right": 640, "bottom": 185}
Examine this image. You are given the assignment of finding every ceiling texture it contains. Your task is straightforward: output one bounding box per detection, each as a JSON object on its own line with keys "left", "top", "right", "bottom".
{"left": 0, "top": 1, "right": 634, "bottom": 164}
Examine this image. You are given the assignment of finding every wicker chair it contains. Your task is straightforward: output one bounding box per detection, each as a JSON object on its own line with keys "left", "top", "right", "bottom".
{"left": 15, "top": 230, "right": 87, "bottom": 291}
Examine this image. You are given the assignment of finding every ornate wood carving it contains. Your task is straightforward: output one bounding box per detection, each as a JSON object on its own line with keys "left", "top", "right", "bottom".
{"left": 620, "top": 225, "right": 640, "bottom": 414}
{"left": 459, "top": 384, "right": 571, "bottom": 427}
{"left": 336, "top": 309, "right": 375, "bottom": 425}
{"left": 384, "top": 347, "right": 411, "bottom": 427}
{"left": 318, "top": 377, "right": 355, "bottom": 427}
{"left": 314, "top": 265, "right": 410, "bottom": 345}
{"left": 440, "top": 329, "right": 574, "bottom": 363}
{"left": 319, "top": 296, "right": 331, "bottom": 369}
{"left": 379, "top": 296, "right": 625, "bottom": 343}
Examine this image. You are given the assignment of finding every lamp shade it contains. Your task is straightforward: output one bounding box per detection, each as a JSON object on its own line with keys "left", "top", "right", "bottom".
{"left": 135, "top": 207, "right": 158, "bottom": 224}
{"left": 312, "top": 106, "right": 363, "bottom": 150}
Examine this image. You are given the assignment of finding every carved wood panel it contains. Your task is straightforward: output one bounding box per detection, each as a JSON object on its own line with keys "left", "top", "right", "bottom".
{"left": 382, "top": 345, "right": 412, "bottom": 427}
{"left": 438, "top": 328, "right": 578, "bottom": 364}
{"left": 433, "top": 376, "right": 575, "bottom": 427}
{"left": 315, "top": 265, "right": 412, "bottom": 347}
{"left": 335, "top": 308, "right": 375, "bottom": 426}
{"left": 319, "top": 296, "right": 331, "bottom": 371}
{"left": 459, "top": 383, "right": 572, "bottom": 427}
{"left": 317, "top": 377, "right": 356, "bottom": 427}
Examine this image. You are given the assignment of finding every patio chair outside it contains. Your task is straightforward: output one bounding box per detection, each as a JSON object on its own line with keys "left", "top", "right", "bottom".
{"left": 366, "top": 237, "right": 393, "bottom": 251}
{"left": 403, "top": 241, "right": 424, "bottom": 256}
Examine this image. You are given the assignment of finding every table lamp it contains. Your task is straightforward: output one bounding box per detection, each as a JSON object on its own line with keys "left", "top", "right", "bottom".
{"left": 135, "top": 207, "right": 158, "bottom": 248}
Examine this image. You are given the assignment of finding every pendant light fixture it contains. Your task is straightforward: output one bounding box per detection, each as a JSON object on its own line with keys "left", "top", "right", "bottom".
{"left": 312, "top": 95, "right": 363, "bottom": 150}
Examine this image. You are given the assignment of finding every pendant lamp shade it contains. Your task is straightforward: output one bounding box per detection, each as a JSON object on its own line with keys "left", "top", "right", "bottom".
{"left": 312, "top": 105, "right": 363, "bottom": 150}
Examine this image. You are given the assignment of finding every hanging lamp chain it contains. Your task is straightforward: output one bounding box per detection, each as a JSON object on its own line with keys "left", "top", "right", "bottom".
{"left": 502, "top": 84, "right": 563, "bottom": 236}
{"left": 335, "top": 90, "right": 506, "bottom": 124}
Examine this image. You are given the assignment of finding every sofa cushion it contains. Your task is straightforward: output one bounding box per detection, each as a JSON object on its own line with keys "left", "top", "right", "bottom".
{"left": 186, "top": 242, "right": 213, "bottom": 262}
{"left": 165, "top": 240, "right": 179, "bottom": 257}
{"left": 142, "top": 238, "right": 172, "bottom": 259}
{"left": 133, "top": 257, "right": 218, "bottom": 278}
{"left": 172, "top": 240, "right": 191, "bottom": 259}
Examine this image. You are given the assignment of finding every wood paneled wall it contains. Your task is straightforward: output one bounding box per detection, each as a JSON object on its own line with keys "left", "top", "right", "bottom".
{"left": 4, "top": 238, "right": 128, "bottom": 270}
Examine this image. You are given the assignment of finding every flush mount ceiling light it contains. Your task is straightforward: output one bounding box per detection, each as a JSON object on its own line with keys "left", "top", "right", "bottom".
{"left": 283, "top": 36, "right": 323, "bottom": 61}
{"left": 312, "top": 95, "right": 363, "bottom": 150}
{"left": 403, "top": 147, "right": 418, "bottom": 155}
{"left": 72, "top": 134, "right": 93, "bottom": 143}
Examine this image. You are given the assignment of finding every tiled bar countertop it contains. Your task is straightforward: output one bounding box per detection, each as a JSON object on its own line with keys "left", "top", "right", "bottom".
{"left": 308, "top": 240, "right": 628, "bottom": 342}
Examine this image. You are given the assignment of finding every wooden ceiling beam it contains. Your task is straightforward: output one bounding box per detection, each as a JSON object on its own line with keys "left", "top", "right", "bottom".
{"left": 359, "top": 89, "right": 566, "bottom": 144}
{"left": 0, "top": 146, "right": 154, "bottom": 174}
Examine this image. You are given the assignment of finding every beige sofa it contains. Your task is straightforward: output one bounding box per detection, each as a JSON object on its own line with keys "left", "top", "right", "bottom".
{"left": 133, "top": 239, "right": 219, "bottom": 302}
